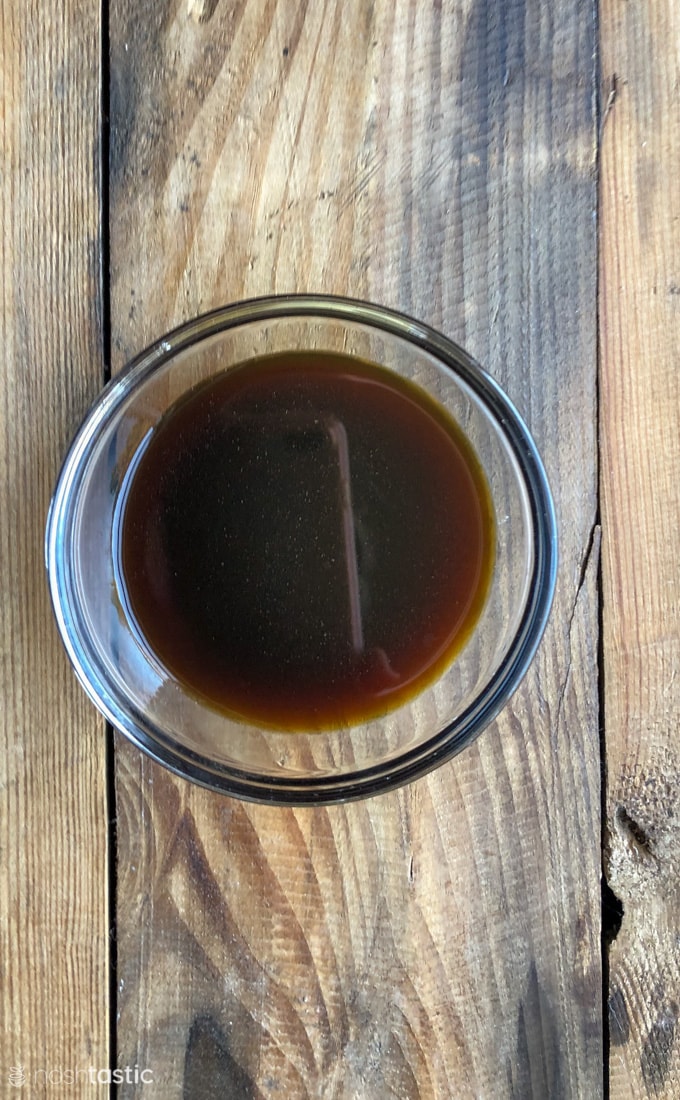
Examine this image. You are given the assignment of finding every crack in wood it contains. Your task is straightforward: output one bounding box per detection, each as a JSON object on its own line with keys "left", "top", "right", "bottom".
{"left": 554, "top": 523, "right": 601, "bottom": 734}
{"left": 614, "top": 805, "right": 655, "bottom": 859}
{"left": 608, "top": 986, "right": 630, "bottom": 1046}
{"left": 599, "top": 73, "right": 618, "bottom": 142}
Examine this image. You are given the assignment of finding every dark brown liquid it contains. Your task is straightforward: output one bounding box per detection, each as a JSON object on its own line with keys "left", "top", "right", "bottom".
{"left": 118, "top": 351, "right": 494, "bottom": 730}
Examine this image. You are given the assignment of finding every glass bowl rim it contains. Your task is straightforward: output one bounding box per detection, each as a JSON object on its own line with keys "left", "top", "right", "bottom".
{"left": 46, "top": 293, "right": 558, "bottom": 805}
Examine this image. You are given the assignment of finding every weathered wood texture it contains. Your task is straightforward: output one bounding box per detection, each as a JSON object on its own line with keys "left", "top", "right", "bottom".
{"left": 600, "top": 0, "right": 680, "bottom": 1096}
{"left": 109, "top": 0, "right": 600, "bottom": 1096}
{"left": 0, "top": 0, "right": 109, "bottom": 1095}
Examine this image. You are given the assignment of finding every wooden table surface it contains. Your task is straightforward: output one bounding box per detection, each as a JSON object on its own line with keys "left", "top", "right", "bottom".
{"left": 1, "top": 1, "right": 678, "bottom": 1097}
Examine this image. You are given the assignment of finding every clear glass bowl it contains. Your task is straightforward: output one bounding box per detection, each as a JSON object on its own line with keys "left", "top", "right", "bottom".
{"left": 46, "top": 296, "right": 557, "bottom": 804}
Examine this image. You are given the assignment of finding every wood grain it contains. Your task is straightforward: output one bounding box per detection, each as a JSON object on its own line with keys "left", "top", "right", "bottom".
{"left": 0, "top": 0, "right": 109, "bottom": 1094}
{"left": 109, "top": 0, "right": 601, "bottom": 1095}
{"left": 599, "top": 0, "right": 680, "bottom": 1096}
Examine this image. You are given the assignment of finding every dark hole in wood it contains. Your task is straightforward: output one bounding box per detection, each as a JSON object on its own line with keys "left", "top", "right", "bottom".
{"left": 615, "top": 805, "right": 653, "bottom": 855}
{"left": 602, "top": 879, "right": 624, "bottom": 946}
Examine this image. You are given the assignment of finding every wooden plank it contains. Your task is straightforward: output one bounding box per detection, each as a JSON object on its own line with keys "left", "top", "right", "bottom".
{"left": 0, "top": 0, "right": 109, "bottom": 1094}
{"left": 600, "top": 0, "right": 680, "bottom": 1096}
{"left": 109, "top": 0, "right": 601, "bottom": 1095}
